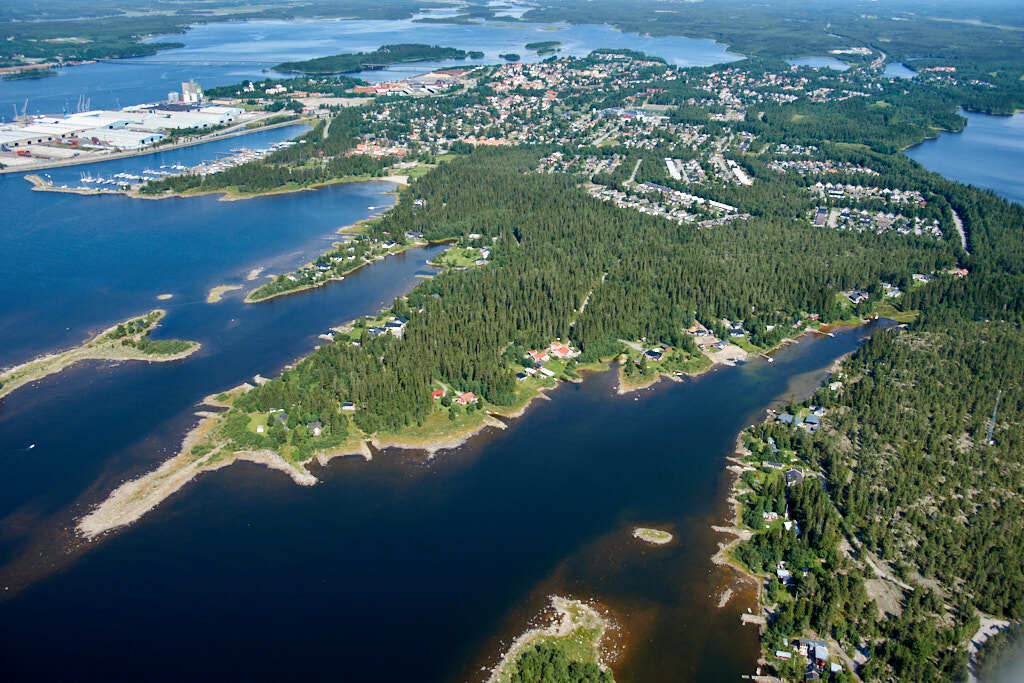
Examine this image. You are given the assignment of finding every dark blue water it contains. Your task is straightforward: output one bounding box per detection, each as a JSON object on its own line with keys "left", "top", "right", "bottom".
{"left": 0, "top": 17, "right": 741, "bottom": 118}
{"left": 0, "top": 132, "right": 417, "bottom": 368}
{"left": 0, "top": 317, "right": 886, "bottom": 681}
{"left": 883, "top": 61, "right": 917, "bottom": 79}
{"left": 905, "top": 109, "right": 1024, "bottom": 206}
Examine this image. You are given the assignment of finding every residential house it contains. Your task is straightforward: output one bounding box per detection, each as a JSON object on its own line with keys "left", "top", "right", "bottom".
{"left": 785, "top": 468, "right": 804, "bottom": 486}
{"left": 454, "top": 392, "right": 478, "bottom": 405}
{"left": 528, "top": 349, "right": 550, "bottom": 364}
{"left": 549, "top": 342, "right": 578, "bottom": 359}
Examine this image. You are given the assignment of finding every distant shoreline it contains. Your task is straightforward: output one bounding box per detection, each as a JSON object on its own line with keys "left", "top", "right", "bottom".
{"left": 2, "top": 118, "right": 310, "bottom": 175}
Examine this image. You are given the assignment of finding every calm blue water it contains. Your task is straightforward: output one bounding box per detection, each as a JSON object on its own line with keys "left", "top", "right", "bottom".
{"left": 786, "top": 56, "right": 850, "bottom": 71}
{"left": 883, "top": 61, "right": 917, "bottom": 79}
{"left": 0, "top": 17, "right": 741, "bottom": 118}
{"left": 905, "top": 110, "right": 1024, "bottom": 206}
{"left": 0, "top": 313, "right": 886, "bottom": 680}
{"left": 0, "top": 16, "right": 905, "bottom": 680}
{"left": 0, "top": 129, "right": 410, "bottom": 368}
{"left": 41, "top": 122, "right": 310, "bottom": 188}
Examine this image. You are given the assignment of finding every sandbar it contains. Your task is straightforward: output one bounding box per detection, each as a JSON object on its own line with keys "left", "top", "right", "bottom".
{"left": 632, "top": 527, "right": 673, "bottom": 545}
{"left": 206, "top": 284, "right": 243, "bottom": 303}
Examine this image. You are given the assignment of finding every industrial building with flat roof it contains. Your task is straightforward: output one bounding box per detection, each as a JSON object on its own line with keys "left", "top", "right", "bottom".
{"left": 0, "top": 105, "right": 243, "bottom": 151}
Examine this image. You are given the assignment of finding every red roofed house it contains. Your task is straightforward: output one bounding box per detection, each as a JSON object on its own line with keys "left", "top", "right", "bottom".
{"left": 548, "top": 342, "right": 576, "bottom": 360}
{"left": 528, "top": 349, "right": 550, "bottom": 364}
{"left": 432, "top": 389, "right": 445, "bottom": 400}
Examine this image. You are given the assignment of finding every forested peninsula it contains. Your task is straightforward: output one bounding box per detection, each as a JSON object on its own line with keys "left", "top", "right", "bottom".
{"left": 76, "top": 45, "right": 1024, "bottom": 681}
{"left": 273, "top": 44, "right": 482, "bottom": 75}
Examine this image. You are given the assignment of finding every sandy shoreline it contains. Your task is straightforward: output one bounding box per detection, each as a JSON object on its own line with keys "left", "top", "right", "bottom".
{"left": 486, "top": 596, "right": 613, "bottom": 683}
{"left": 206, "top": 284, "right": 243, "bottom": 303}
{"left": 371, "top": 414, "right": 508, "bottom": 456}
{"left": 73, "top": 362, "right": 581, "bottom": 540}
{"left": 0, "top": 309, "right": 199, "bottom": 401}
{"left": 243, "top": 216, "right": 424, "bottom": 304}
{"left": 633, "top": 527, "right": 674, "bottom": 545}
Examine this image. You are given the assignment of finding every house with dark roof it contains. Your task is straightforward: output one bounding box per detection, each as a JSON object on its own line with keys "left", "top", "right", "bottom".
{"left": 785, "top": 468, "right": 804, "bottom": 486}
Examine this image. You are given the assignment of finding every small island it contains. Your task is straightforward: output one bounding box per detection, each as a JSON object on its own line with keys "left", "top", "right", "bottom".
{"left": 525, "top": 40, "right": 562, "bottom": 55}
{"left": 0, "top": 310, "right": 200, "bottom": 401}
{"left": 633, "top": 527, "right": 673, "bottom": 545}
{"left": 487, "top": 597, "right": 615, "bottom": 683}
{"left": 274, "top": 44, "right": 478, "bottom": 74}
{"left": 500, "top": 53, "right": 521, "bottom": 62}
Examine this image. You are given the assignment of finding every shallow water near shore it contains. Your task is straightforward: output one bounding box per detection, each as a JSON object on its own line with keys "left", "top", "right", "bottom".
{"left": 0, "top": 314, "right": 886, "bottom": 680}
{"left": 0, "top": 15, "right": 967, "bottom": 675}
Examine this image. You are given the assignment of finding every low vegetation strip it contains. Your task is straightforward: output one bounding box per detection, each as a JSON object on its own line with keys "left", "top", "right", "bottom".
{"left": 0, "top": 310, "right": 199, "bottom": 400}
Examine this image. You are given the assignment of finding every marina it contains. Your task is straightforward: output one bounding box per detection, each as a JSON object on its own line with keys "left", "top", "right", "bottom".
{"left": 63, "top": 141, "right": 297, "bottom": 190}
